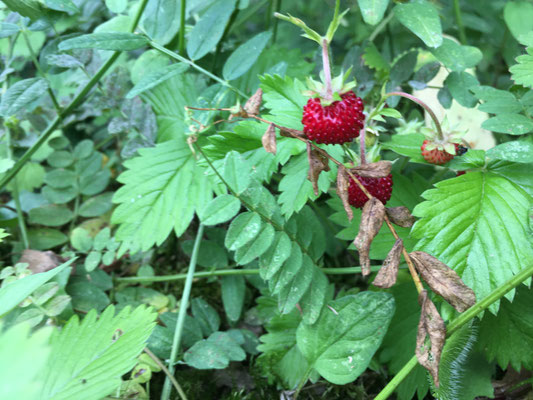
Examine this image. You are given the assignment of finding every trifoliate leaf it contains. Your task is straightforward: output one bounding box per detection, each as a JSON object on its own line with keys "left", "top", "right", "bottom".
{"left": 184, "top": 331, "right": 245, "bottom": 369}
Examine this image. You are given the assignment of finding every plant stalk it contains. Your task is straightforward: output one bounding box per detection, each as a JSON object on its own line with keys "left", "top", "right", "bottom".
{"left": 369, "top": 12, "right": 394, "bottom": 42}
{"left": 321, "top": 38, "right": 333, "bottom": 100}
{"left": 144, "top": 347, "right": 188, "bottom": 400}
{"left": 453, "top": 0, "right": 467, "bottom": 45}
{"left": 178, "top": 0, "right": 187, "bottom": 55}
{"left": 160, "top": 224, "right": 204, "bottom": 400}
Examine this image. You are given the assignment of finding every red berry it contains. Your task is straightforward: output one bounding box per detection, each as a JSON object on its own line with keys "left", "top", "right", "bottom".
{"left": 348, "top": 174, "right": 393, "bottom": 209}
{"left": 421, "top": 140, "right": 458, "bottom": 165}
{"left": 456, "top": 171, "right": 466, "bottom": 176}
{"left": 302, "top": 91, "right": 365, "bottom": 145}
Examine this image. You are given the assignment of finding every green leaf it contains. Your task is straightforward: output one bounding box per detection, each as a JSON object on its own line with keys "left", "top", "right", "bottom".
{"left": 471, "top": 86, "right": 523, "bottom": 114}
{"left": 5, "top": 162, "right": 44, "bottom": 192}
{"left": 44, "top": 0, "right": 79, "bottom": 13}
{"left": 487, "top": 141, "right": 533, "bottom": 163}
{"left": 44, "top": 169, "right": 76, "bottom": 189}
{"left": 431, "top": 38, "right": 483, "bottom": 72}
{"left": 73, "top": 140, "right": 93, "bottom": 159}
{"left": 184, "top": 331, "right": 246, "bottom": 369}
{"left": 126, "top": 63, "right": 189, "bottom": 99}
{"left": 28, "top": 204, "right": 74, "bottom": 227}
{"left": 482, "top": 113, "right": 533, "bottom": 135}
{"left": 259, "top": 231, "right": 292, "bottom": 280}
{"left": 142, "top": 0, "right": 182, "bottom": 45}
{"left": 199, "top": 194, "right": 241, "bottom": 226}
{"left": 394, "top": 0, "right": 442, "bottom": 48}
{"left": 85, "top": 251, "right": 102, "bottom": 272}
{"left": 0, "top": 22, "right": 20, "bottom": 38}
{"left": 0, "top": 259, "right": 73, "bottom": 317}
{"left": 181, "top": 239, "right": 228, "bottom": 269}
{"left": 299, "top": 267, "right": 329, "bottom": 325}
{"left": 39, "top": 305, "right": 156, "bottom": 400}
{"left": 105, "top": 0, "right": 127, "bottom": 13}
{"left": 70, "top": 227, "right": 93, "bottom": 252}
{"left": 191, "top": 298, "right": 220, "bottom": 337}
{"left": 478, "top": 285, "right": 533, "bottom": 370}
{"left": 510, "top": 46, "right": 533, "bottom": 89}
{"left": 357, "top": 0, "right": 390, "bottom": 25}
{"left": 0, "top": 78, "right": 48, "bottom": 117}
{"left": 224, "top": 212, "right": 262, "bottom": 251}
{"left": 412, "top": 168, "right": 533, "bottom": 313}
{"left": 78, "top": 192, "right": 114, "bottom": 217}
{"left": 296, "top": 292, "right": 395, "bottom": 385}
{"left": 221, "top": 275, "right": 246, "bottom": 322}
{"left": 277, "top": 254, "right": 314, "bottom": 314}
{"left": 222, "top": 151, "right": 252, "bottom": 195}
{"left": 234, "top": 223, "right": 275, "bottom": 265}
{"left": 47, "top": 150, "right": 74, "bottom": 168}
{"left": 504, "top": 1, "right": 533, "bottom": 42}
{"left": 28, "top": 228, "right": 68, "bottom": 250}
{"left": 187, "top": 0, "right": 237, "bottom": 60}
{"left": 1, "top": 0, "right": 43, "bottom": 21}
{"left": 112, "top": 139, "right": 212, "bottom": 253}
{"left": 59, "top": 33, "right": 148, "bottom": 51}
{"left": 381, "top": 133, "right": 426, "bottom": 163}
{"left": 223, "top": 31, "right": 272, "bottom": 80}
{"left": 444, "top": 71, "right": 479, "bottom": 108}
{"left": 67, "top": 282, "right": 110, "bottom": 312}
{"left": 0, "top": 323, "right": 52, "bottom": 400}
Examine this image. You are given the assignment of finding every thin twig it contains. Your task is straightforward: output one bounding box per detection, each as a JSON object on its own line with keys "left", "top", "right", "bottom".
{"left": 143, "top": 347, "right": 188, "bottom": 400}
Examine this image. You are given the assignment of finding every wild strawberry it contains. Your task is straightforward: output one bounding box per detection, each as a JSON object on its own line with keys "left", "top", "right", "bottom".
{"left": 348, "top": 174, "right": 393, "bottom": 209}
{"left": 302, "top": 91, "right": 364, "bottom": 145}
{"left": 420, "top": 140, "right": 458, "bottom": 165}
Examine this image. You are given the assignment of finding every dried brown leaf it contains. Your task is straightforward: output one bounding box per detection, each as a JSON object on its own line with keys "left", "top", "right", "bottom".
{"left": 410, "top": 251, "right": 476, "bottom": 312}
{"left": 351, "top": 161, "right": 392, "bottom": 178}
{"left": 386, "top": 206, "right": 416, "bottom": 228}
{"left": 244, "top": 88, "right": 263, "bottom": 116}
{"left": 336, "top": 165, "right": 353, "bottom": 221}
{"left": 262, "top": 124, "right": 277, "bottom": 154}
{"left": 19, "top": 250, "right": 63, "bottom": 274}
{"left": 353, "top": 198, "right": 385, "bottom": 276}
{"left": 373, "top": 239, "right": 403, "bottom": 288}
{"left": 307, "top": 142, "right": 330, "bottom": 196}
{"left": 416, "top": 290, "right": 446, "bottom": 388}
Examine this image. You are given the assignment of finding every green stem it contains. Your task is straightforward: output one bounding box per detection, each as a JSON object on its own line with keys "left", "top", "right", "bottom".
{"left": 178, "top": 0, "right": 187, "bottom": 55}
{"left": 374, "top": 263, "right": 533, "bottom": 400}
{"left": 0, "top": 0, "right": 150, "bottom": 192}
{"left": 148, "top": 40, "right": 246, "bottom": 98}
{"left": 294, "top": 367, "right": 313, "bottom": 399}
{"left": 369, "top": 12, "right": 394, "bottom": 42}
{"left": 160, "top": 224, "right": 204, "bottom": 400}
{"left": 453, "top": 0, "right": 467, "bottom": 45}
{"left": 272, "top": 0, "right": 281, "bottom": 43}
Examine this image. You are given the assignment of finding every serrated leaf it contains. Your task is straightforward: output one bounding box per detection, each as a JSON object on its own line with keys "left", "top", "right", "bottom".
{"left": 504, "top": 1, "right": 533, "bottom": 42}
{"left": 221, "top": 275, "right": 245, "bottom": 322}
{"left": 0, "top": 78, "right": 48, "bottom": 117}
{"left": 222, "top": 151, "right": 252, "bottom": 195}
{"left": 277, "top": 254, "right": 314, "bottom": 314}
{"left": 234, "top": 223, "right": 275, "bottom": 265}
{"left": 299, "top": 267, "right": 329, "bottom": 325}
{"left": 199, "top": 194, "right": 241, "bottom": 226}
{"left": 357, "top": 0, "right": 390, "bottom": 25}
{"left": 297, "top": 292, "right": 395, "bottom": 385}
{"left": 412, "top": 169, "right": 533, "bottom": 313}
{"left": 482, "top": 113, "right": 533, "bottom": 135}
{"left": 487, "top": 141, "right": 533, "bottom": 163}
{"left": 259, "top": 231, "right": 292, "bottom": 279}
{"left": 187, "top": 0, "right": 236, "bottom": 60}
{"left": 510, "top": 48, "right": 533, "bottom": 89}
{"left": 191, "top": 298, "right": 220, "bottom": 337}
{"left": 184, "top": 331, "right": 245, "bottom": 369}
{"left": 224, "top": 212, "right": 262, "bottom": 251}
{"left": 269, "top": 243, "right": 303, "bottom": 294}
{"left": 431, "top": 38, "right": 482, "bottom": 72}
{"left": 39, "top": 305, "right": 156, "bottom": 400}
{"left": 126, "top": 63, "right": 188, "bottom": 99}
{"left": 59, "top": 33, "right": 148, "bottom": 51}
{"left": 223, "top": 31, "right": 272, "bottom": 81}
{"left": 394, "top": 1, "right": 442, "bottom": 48}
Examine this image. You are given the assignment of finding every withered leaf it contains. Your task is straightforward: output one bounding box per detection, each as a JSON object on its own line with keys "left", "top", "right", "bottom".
{"left": 410, "top": 251, "right": 476, "bottom": 312}
{"left": 353, "top": 198, "right": 385, "bottom": 276}
{"left": 19, "top": 249, "right": 63, "bottom": 274}
{"left": 416, "top": 290, "right": 446, "bottom": 388}
{"left": 336, "top": 165, "right": 353, "bottom": 221}
{"left": 351, "top": 161, "right": 392, "bottom": 178}
{"left": 386, "top": 206, "right": 416, "bottom": 228}
{"left": 307, "top": 143, "right": 330, "bottom": 196}
{"left": 262, "top": 124, "right": 277, "bottom": 154}
{"left": 373, "top": 239, "right": 403, "bottom": 288}
{"left": 244, "top": 88, "right": 263, "bottom": 116}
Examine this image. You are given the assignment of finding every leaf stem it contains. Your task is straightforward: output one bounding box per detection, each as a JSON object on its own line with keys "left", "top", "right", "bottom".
{"left": 0, "top": 0, "right": 150, "bottom": 192}
{"left": 178, "top": 0, "right": 187, "bottom": 55}
{"left": 369, "top": 12, "right": 394, "bottom": 42}
{"left": 144, "top": 347, "right": 188, "bottom": 400}
{"left": 453, "top": 0, "right": 467, "bottom": 45}
{"left": 321, "top": 38, "right": 333, "bottom": 100}
{"left": 160, "top": 224, "right": 204, "bottom": 400}
{"left": 374, "top": 263, "right": 533, "bottom": 400}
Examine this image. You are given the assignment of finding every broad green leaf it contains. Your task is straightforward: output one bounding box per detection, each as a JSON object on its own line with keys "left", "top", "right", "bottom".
{"left": 299, "top": 267, "right": 329, "bottom": 325}
{"left": 59, "top": 33, "right": 148, "bottom": 51}
{"left": 39, "top": 305, "right": 156, "bottom": 400}
{"left": 503, "top": 1, "right": 533, "bottom": 42}
{"left": 297, "top": 292, "right": 395, "bottom": 385}
{"left": 181, "top": 239, "right": 228, "bottom": 269}
{"left": 357, "top": 0, "right": 390, "bottom": 25}
{"left": 0, "top": 323, "right": 52, "bottom": 400}
{"left": 444, "top": 71, "right": 479, "bottom": 108}
{"left": 147, "top": 313, "right": 203, "bottom": 358}
{"left": 510, "top": 45, "right": 533, "bottom": 89}
{"left": 224, "top": 212, "right": 262, "bottom": 251}
{"left": 44, "top": 169, "right": 76, "bottom": 189}
{"left": 487, "top": 141, "right": 533, "bottom": 163}
{"left": 126, "top": 63, "right": 189, "bottom": 99}
{"left": 0, "top": 259, "right": 74, "bottom": 317}
{"left": 112, "top": 139, "right": 212, "bottom": 253}
{"left": 67, "top": 282, "right": 110, "bottom": 312}
{"left": 28, "top": 228, "right": 68, "bottom": 250}
{"left": 478, "top": 285, "right": 533, "bottom": 370}
{"left": 47, "top": 150, "right": 74, "bottom": 168}
{"left": 259, "top": 231, "right": 292, "bottom": 280}
{"left": 105, "top": 0, "right": 127, "bottom": 13}
{"left": 0, "top": 22, "right": 20, "bottom": 38}
{"left": 44, "top": 0, "right": 79, "bottom": 13}
{"left": 431, "top": 38, "right": 482, "bottom": 72}
{"left": 78, "top": 192, "right": 114, "bottom": 217}
{"left": 482, "top": 113, "right": 533, "bottom": 135}
{"left": 277, "top": 254, "right": 314, "bottom": 314}
{"left": 234, "top": 223, "right": 275, "bottom": 265}
{"left": 394, "top": 1, "right": 442, "bottom": 48}
{"left": 412, "top": 168, "right": 533, "bottom": 313}
{"left": 221, "top": 275, "right": 246, "bottom": 322}
{"left": 191, "top": 298, "right": 220, "bottom": 337}
{"left": 199, "top": 194, "right": 241, "bottom": 226}
{"left": 223, "top": 31, "right": 272, "bottom": 80}
{"left": 70, "top": 227, "right": 93, "bottom": 252}
{"left": 187, "top": 0, "right": 236, "bottom": 60}
{"left": 184, "top": 331, "right": 246, "bottom": 369}
{"left": 142, "top": 0, "right": 182, "bottom": 45}
{"left": 73, "top": 140, "right": 93, "bottom": 159}
{"left": 1, "top": 0, "right": 43, "bottom": 20}
{"left": 28, "top": 204, "right": 74, "bottom": 227}
{"left": 0, "top": 78, "right": 48, "bottom": 117}
{"left": 269, "top": 243, "right": 303, "bottom": 294}
{"left": 471, "top": 86, "right": 523, "bottom": 114}
{"left": 222, "top": 151, "right": 252, "bottom": 195}
{"left": 381, "top": 133, "right": 426, "bottom": 163}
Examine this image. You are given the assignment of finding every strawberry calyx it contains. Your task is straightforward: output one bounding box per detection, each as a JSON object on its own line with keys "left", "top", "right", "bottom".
{"left": 303, "top": 69, "right": 357, "bottom": 106}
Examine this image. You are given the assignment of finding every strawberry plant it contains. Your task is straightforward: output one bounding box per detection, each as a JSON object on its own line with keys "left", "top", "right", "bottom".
{"left": 0, "top": 0, "right": 532, "bottom": 399}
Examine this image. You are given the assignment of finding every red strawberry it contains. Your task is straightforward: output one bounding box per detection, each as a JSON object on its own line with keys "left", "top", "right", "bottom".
{"left": 348, "top": 174, "right": 393, "bottom": 209}
{"left": 421, "top": 140, "right": 459, "bottom": 165}
{"left": 456, "top": 171, "right": 466, "bottom": 176}
{"left": 302, "top": 91, "right": 365, "bottom": 145}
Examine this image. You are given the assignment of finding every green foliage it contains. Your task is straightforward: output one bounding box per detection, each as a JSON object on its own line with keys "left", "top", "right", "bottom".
{"left": 394, "top": 1, "right": 442, "bottom": 48}
{"left": 357, "top": 0, "right": 389, "bottom": 26}
{"left": 0, "top": 78, "right": 48, "bottom": 117}
{"left": 223, "top": 31, "right": 272, "bottom": 81}
{"left": 59, "top": 33, "right": 148, "bottom": 51}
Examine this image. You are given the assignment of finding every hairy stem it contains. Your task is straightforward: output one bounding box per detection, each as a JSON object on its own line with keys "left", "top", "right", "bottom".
{"left": 321, "top": 38, "right": 333, "bottom": 100}
{"left": 359, "top": 122, "right": 367, "bottom": 165}
{"left": 160, "top": 224, "right": 204, "bottom": 400}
